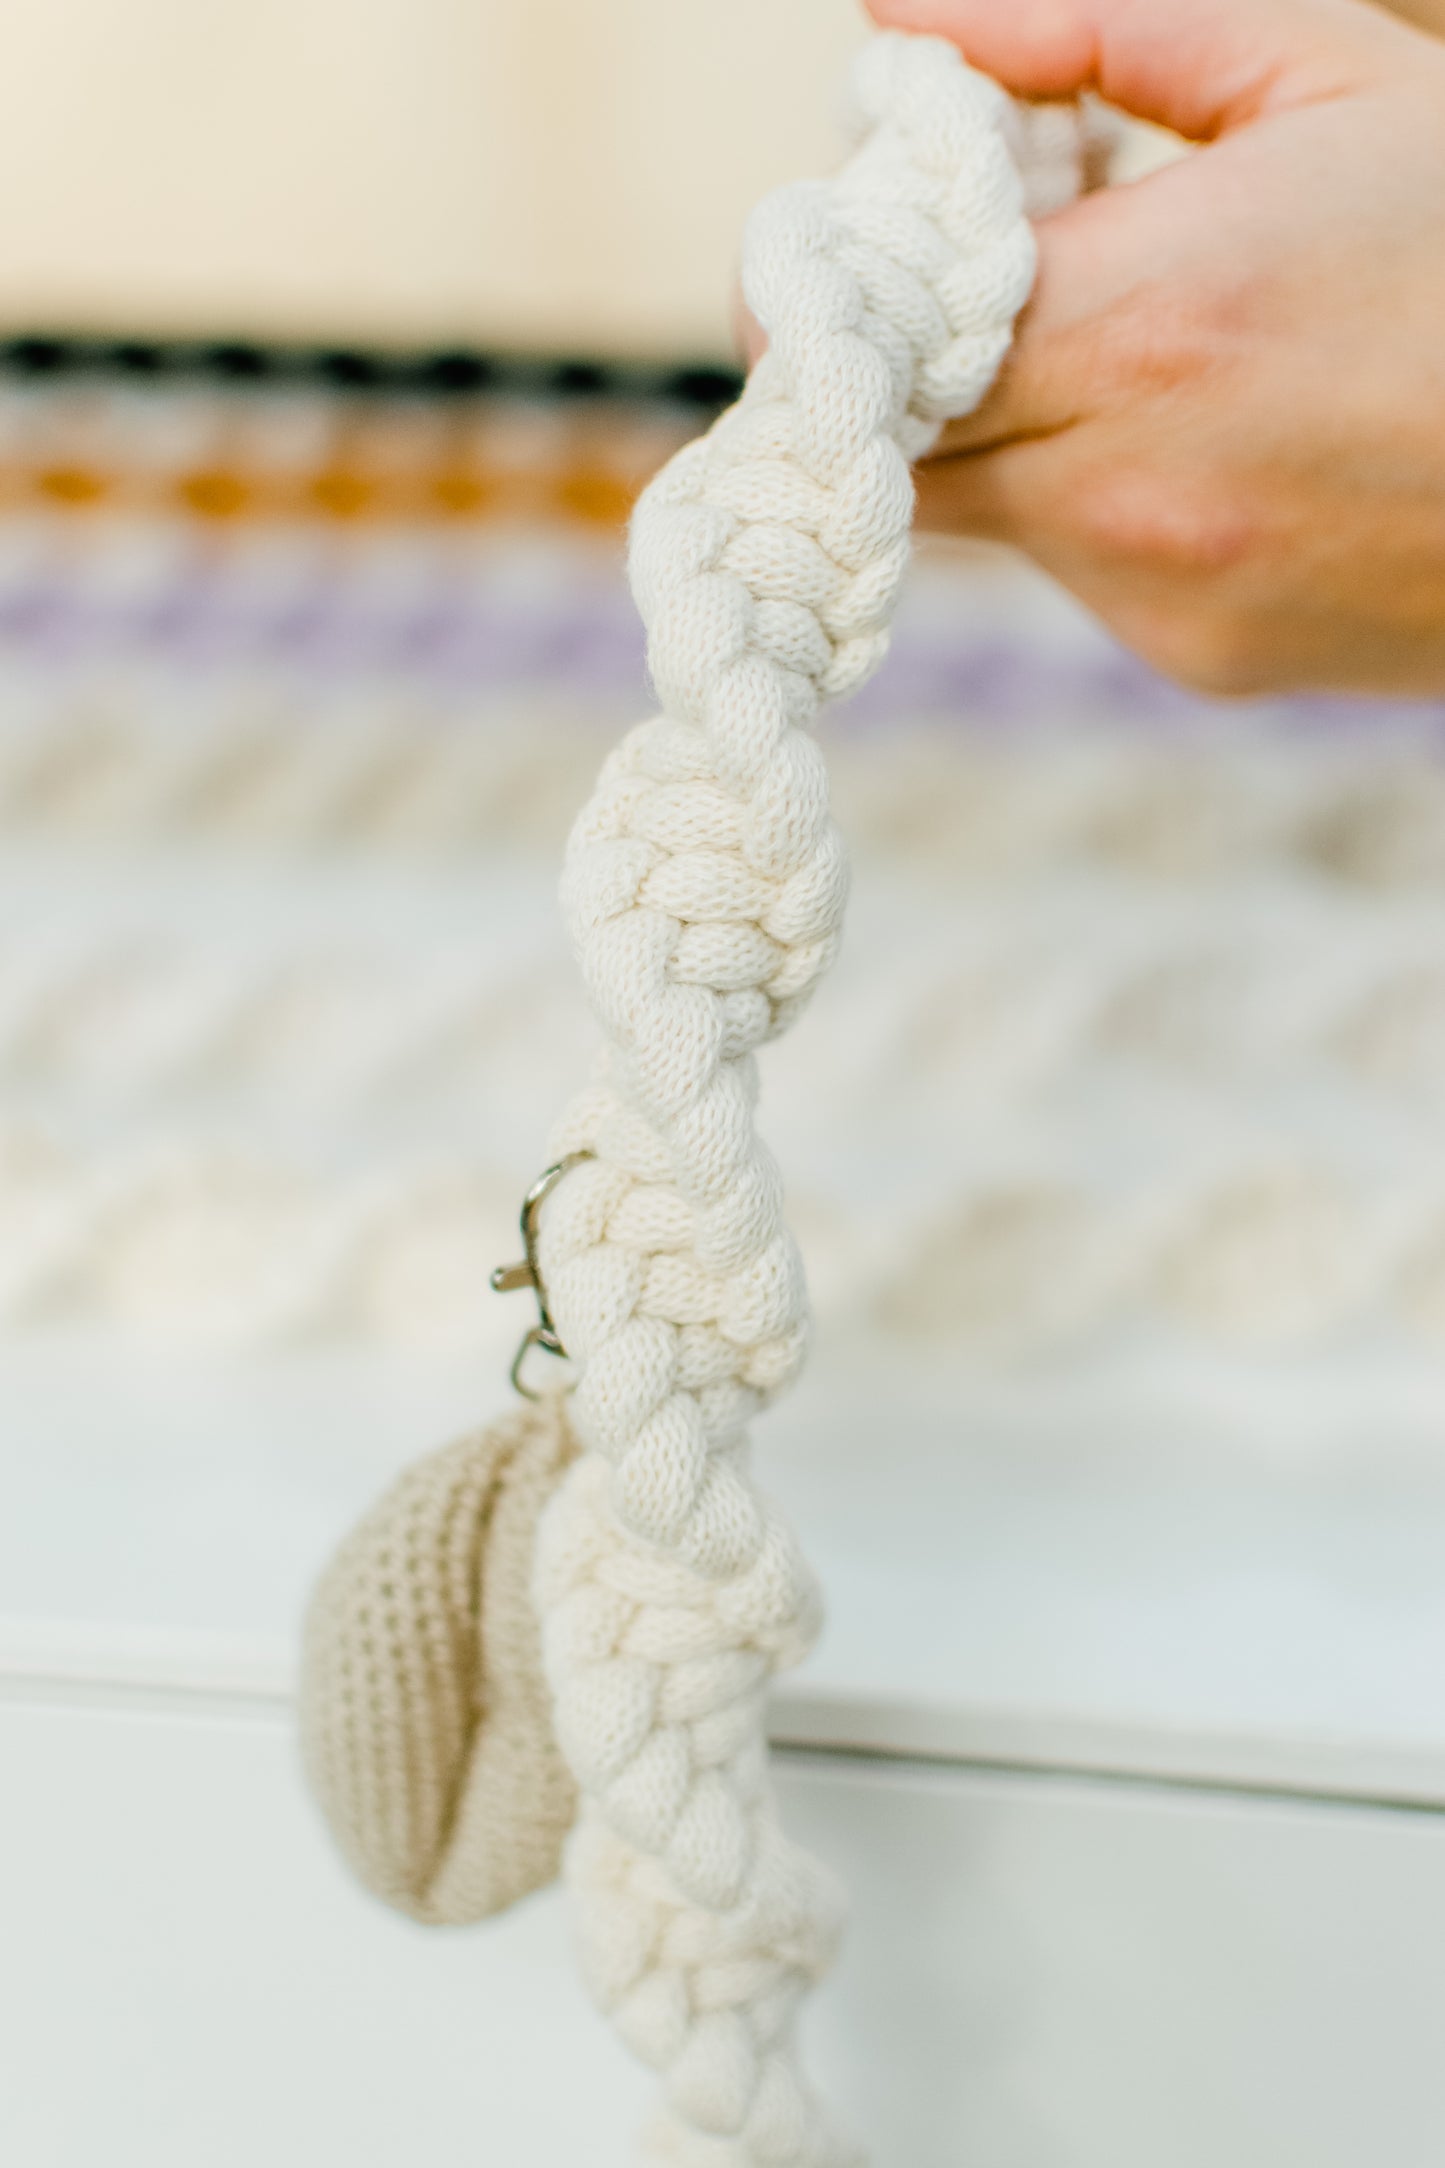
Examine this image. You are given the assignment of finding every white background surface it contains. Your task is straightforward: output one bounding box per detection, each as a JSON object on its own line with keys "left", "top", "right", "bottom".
{"left": 4, "top": 1698, "right": 1444, "bottom": 2168}
{"left": 4, "top": 1327, "right": 1445, "bottom": 1803}
{"left": 0, "top": 0, "right": 864, "bottom": 352}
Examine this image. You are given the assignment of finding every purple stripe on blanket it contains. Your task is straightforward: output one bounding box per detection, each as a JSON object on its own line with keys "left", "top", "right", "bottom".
{"left": 0, "top": 551, "right": 1439, "bottom": 739}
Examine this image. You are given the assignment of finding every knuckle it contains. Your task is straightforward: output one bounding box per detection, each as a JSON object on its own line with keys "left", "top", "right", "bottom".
{"left": 1060, "top": 465, "right": 1257, "bottom": 579}
{"left": 1090, "top": 286, "right": 1229, "bottom": 404}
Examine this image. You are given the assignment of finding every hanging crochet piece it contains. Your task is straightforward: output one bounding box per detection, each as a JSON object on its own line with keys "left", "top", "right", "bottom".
{"left": 301, "top": 30, "right": 1100, "bottom": 2163}
{"left": 301, "top": 1394, "right": 578, "bottom": 1923}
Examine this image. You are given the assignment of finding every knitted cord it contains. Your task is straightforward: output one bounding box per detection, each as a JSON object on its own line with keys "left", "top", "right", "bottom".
{"left": 529, "top": 36, "right": 1078, "bottom": 2164}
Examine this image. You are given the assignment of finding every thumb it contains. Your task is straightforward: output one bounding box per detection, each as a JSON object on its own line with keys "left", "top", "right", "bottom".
{"left": 866, "top": 0, "right": 1396, "bottom": 142}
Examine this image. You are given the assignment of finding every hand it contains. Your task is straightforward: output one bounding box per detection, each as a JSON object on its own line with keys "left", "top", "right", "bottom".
{"left": 860, "top": 0, "right": 1445, "bottom": 696}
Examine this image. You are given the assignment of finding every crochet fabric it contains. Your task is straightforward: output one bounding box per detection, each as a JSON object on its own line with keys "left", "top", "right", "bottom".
{"left": 301, "top": 1395, "right": 578, "bottom": 1923}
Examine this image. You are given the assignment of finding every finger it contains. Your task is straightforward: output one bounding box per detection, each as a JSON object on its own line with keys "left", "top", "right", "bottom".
{"left": 922, "top": 193, "right": 1118, "bottom": 457}
{"left": 913, "top": 431, "right": 1074, "bottom": 545}
{"left": 867, "top": 0, "right": 1391, "bottom": 141}
{"left": 910, "top": 437, "right": 1211, "bottom": 686}
{"left": 925, "top": 146, "right": 1203, "bottom": 456}
{"left": 741, "top": 172, "right": 1155, "bottom": 452}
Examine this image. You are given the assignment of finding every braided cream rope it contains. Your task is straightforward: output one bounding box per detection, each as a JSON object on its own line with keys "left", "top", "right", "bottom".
{"left": 524, "top": 36, "right": 1077, "bottom": 2162}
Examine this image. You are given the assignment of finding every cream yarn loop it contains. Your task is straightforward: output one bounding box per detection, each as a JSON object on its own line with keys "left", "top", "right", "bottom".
{"left": 532, "top": 35, "right": 1079, "bottom": 2164}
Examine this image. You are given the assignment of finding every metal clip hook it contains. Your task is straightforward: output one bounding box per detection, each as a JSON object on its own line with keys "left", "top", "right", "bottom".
{"left": 490, "top": 1151, "right": 592, "bottom": 1400}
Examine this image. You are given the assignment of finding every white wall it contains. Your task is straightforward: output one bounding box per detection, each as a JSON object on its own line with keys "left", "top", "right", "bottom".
{"left": 0, "top": 0, "right": 867, "bottom": 355}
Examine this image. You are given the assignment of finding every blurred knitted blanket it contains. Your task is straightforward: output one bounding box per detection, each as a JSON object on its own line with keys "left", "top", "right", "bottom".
{"left": 3, "top": 374, "right": 1445, "bottom": 1380}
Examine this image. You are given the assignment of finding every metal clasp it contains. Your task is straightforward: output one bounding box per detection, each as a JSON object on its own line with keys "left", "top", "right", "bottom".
{"left": 490, "top": 1151, "right": 592, "bottom": 1399}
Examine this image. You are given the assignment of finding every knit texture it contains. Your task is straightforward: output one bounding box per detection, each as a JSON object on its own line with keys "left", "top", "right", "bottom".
{"left": 300, "top": 1394, "right": 578, "bottom": 1923}
{"left": 297, "top": 30, "right": 1091, "bottom": 2155}
{"left": 531, "top": 35, "right": 1079, "bottom": 2164}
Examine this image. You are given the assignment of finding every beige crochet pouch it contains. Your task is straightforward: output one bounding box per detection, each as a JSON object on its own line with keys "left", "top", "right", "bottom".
{"left": 299, "top": 1391, "right": 578, "bottom": 1924}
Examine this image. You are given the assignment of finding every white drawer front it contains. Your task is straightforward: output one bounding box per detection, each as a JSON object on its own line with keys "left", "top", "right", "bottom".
{"left": 3, "top": 1698, "right": 1443, "bottom": 2167}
